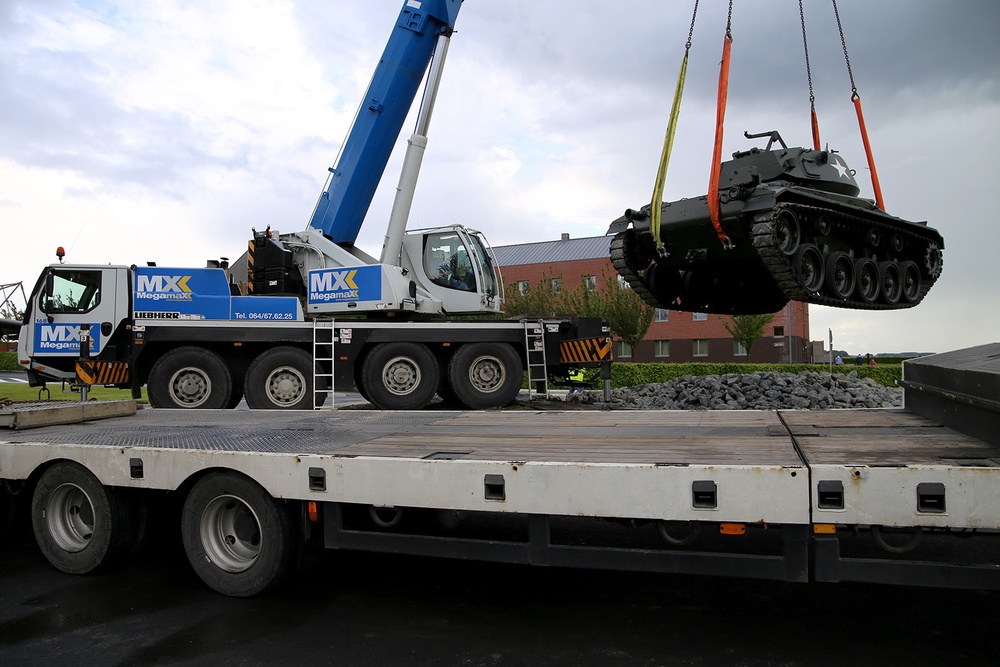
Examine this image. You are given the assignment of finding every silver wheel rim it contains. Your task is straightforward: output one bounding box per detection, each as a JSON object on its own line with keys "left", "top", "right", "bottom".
{"left": 46, "top": 483, "right": 95, "bottom": 553}
{"left": 200, "top": 494, "right": 261, "bottom": 573}
{"left": 265, "top": 365, "right": 306, "bottom": 406}
{"left": 467, "top": 355, "right": 506, "bottom": 394}
{"left": 168, "top": 366, "right": 211, "bottom": 407}
{"left": 382, "top": 356, "right": 420, "bottom": 396}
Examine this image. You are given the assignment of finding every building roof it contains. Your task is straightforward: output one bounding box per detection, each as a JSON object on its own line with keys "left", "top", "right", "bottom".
{"left": 492, "top": 235, "right": 611, "bottom": 267}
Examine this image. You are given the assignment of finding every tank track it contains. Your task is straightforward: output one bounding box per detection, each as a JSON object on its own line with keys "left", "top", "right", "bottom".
{"left": 751, "top": 202, "right": 943, "bottom": 310}
{"left": 609, "top": 230, "right": 662, "bottom": 309}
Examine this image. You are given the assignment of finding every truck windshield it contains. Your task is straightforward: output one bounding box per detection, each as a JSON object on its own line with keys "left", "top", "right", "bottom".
{"left": 424, "top": 232, "right": 477, "bottom": 293}
{"left": 465, "top": 231, "right": 498, "bottom": 298}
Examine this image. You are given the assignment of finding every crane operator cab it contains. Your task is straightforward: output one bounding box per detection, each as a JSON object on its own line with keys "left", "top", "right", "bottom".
{"left": 403, "top": 225, "right": 503, "bottom": 316}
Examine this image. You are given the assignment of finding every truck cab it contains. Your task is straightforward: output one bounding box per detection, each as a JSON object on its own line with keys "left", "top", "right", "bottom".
{"left": 18, "top": 265, "right": 131, "bottom": 385}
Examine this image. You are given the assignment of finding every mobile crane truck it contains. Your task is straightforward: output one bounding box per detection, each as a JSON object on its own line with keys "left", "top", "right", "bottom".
{"left": 15, "top": 0, "right": 609, "bottom": 411}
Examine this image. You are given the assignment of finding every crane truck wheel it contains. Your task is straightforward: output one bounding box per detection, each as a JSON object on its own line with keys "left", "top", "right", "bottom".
{"left": 31, "top": 462, "right": 143, "bottom": 575}
{"left": 147, "top": 346, "right": 233, "bottom": 409}
{"left": 244, "top": 347, "right": 314, "bottom": 410}
{"left": 447, "top": 343, "right": 523, "bottom": 409}
{"left": 360, "top": 342, "right": 439, "bottom": 410}
{"left": 181, "top": 471, "right": 299, "bottom": 597}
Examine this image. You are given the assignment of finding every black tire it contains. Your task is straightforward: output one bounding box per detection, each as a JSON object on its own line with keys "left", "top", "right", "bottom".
{"left": 181, "top": 471, "right": 298, "bottom": 597}
{"left": 793, "top": 244, "right": 825, "bottom": 293}
{"left": 900, "top": 260, "right": 922, "bottom": 303}
{"left": 447, "top": 343, "right": 523, "bottom": 409}
{"left": 360, "top": 342, "right": 439, "bottom": 410}
{"left": 773, "top": 209, "right": 802, "bottom": 256}
{"left": 244, "top": 346, "right": 314, "bottom": 410}
{"left": 878, "top": 261, "right": 903, "bottom": 304}
{"left": 825, "top": 251, "right": 856, "bottom": 300}
{"left": 31, "top": 462, "right": 141, "bottom": 574}
{"left": 148, "top": 346, "right": 233, "bottom": 409}
{"left": 854, "top": 258, "right": 880, "bottom": 303}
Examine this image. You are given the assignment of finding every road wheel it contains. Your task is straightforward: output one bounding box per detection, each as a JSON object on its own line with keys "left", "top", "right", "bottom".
{"left": 793, "top": 244, "right": 825, "bottom": 293}
{"left": 854, "top": 258, "right": 880, "bottom": 304}
{"left": 773, "top": 209, "right": 802, "bottom": 256}
{"left": 447, "top": 343, "right": 523, "bottom": 409}
{"left": 181, "top": 471, "right": 299, "bottom": 597}
{"left": 878, "top": 261, "right": 903, "bottom": 304}
{"left": 360, "top": 343, "right": 439, "bottom": 410}
{"left": 900, "top": 260, "right": 922, "bottom": 303}
{"left": 31, "top": 462, "right": 141, "bottom": 574}
{"left": 148, "top": 346, "right": 233, "bottom": 409}
{"left": 244, "top": 347, "right": 313, "bottom": 410}
{"left": 824, "top": 251, "right": 856, "bottom": 300}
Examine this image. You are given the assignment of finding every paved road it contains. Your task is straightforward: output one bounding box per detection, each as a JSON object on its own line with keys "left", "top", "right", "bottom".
{"left": 0, "top": 372, "right": 27, "bottom": 384}
{"left": 1, "top": 527, "right": 998, "bottom": 666}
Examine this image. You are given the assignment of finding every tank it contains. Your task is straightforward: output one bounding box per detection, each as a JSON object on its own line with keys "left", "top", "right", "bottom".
{"left": 608, "top": 132, "right": 944, "bottom": 315}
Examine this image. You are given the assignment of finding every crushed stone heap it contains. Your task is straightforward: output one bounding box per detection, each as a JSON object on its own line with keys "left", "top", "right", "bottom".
{"left": 582, "top": 370, "right": 901, "bottom": 411}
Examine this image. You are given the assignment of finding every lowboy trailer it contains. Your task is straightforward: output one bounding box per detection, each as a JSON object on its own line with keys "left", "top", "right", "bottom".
{"left": 2, "top": 344, "right": 999, "bottom": 597}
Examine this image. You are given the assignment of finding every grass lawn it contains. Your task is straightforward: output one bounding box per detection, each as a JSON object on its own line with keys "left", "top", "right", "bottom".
{"left": 0, "top": 381, "right": 147, "bottom": 404}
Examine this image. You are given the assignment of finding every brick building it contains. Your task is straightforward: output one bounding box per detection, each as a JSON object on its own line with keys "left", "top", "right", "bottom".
{"left": 493, "top": 234, "right": 811, "bottom": 364}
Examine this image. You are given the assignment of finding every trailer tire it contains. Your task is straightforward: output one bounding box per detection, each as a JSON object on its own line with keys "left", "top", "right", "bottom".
{"left": 181, "top": 471, "right": 298, "bottom": 597}
{"left": 447, "top": 343, "right": 523, "bottom": 409}
{"left": 31, "top": 462, "right": 140, "bottom": 575}
{"left": 148, "top": 346, "right": 233, "bottom": 409}
{"left": 244, "top": 347, "right": 314, "bottom": 410}
{"left": 360, "top": 342, "right": 439, "bottom": 410}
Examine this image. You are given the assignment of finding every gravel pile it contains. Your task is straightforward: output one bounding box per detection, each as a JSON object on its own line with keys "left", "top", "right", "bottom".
{"left": 581, "top": 371, "right": 901, "bottom": 410}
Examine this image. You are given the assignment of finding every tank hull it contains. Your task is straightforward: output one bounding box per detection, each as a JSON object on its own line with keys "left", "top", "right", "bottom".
{"left": 609, "top": 147, "right": 944, "bottom": 315}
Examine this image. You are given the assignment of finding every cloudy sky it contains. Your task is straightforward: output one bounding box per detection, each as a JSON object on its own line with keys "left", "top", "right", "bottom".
{"left": 2, "top": 0, "right": 997, "bottom": 354}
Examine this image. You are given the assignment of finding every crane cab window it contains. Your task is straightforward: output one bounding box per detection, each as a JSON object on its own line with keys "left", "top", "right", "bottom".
{"left": 424, "top": 233, "right": 476, "bottom": 292}
{"left": 41, "top": 270, "right": 102, "bottom": 314}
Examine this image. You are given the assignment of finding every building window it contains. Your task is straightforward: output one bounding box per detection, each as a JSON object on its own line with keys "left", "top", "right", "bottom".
{"left": 734, "top": 341, "right": 748, "bottom": 356}
{"left": 550, "top": 277, "right": 562, "bottom": 293}
{"left": 517, "top": 280, "right": 529, "bottom": 296}
{"left": 582, "top": 275, "right": 596, "bottom": 291}
{"left": 692, "top": 312, "right": 708, "bottom": 321}
{"left": 655, "top": 340, "right": 670, "bottom": 357}
{"left": 773, "top": 325, "right": 785, "bottom": 337}
{"left": 693, "top": 339, "right": 709, "bottom": 357}
{"left": 655, "top": 308, "right": 669, "bottom": 322}
{"left": 618, "top": 340, "right": 633, "bottom": 358}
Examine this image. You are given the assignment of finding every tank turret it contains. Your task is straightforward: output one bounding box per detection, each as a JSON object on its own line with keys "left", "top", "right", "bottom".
{"left": 608, "top": 132, "right": 944, "bottom": 314}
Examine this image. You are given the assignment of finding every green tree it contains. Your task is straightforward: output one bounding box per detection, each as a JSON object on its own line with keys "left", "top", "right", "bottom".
{"left": 720, "top": 313, "right": 775, "bottom": 359}
{"left": 503, "top": 273, "right": 563, "bottom": 317}
{"left": 597, "top": 268, "right": 655, "bottom": 354}
{"left": 504, "top": 269, "right": 654, "bottom": 357}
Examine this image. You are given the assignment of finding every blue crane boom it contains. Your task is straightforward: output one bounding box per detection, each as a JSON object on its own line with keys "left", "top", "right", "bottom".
{"left": 308, "top": 0, "right": 462, "bottom": 245}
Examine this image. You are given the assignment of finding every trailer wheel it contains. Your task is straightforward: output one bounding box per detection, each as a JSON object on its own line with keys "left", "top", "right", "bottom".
{"left": 148, "top": 346, "right": 233, "bottom": 409}
{"left": 181, "top": 471, "right": 298, "bottom": 597}
{"left": 31, "top": 462, "right": 140, "bottom": 574}
{"left": 244, "top": 347, "right": 314, "bottom": 410}
{"left": 447, "top": 343, "right": 523, "bottom": 409}
{"left": 360, "top": 342, "right": 439, "bottom": 410}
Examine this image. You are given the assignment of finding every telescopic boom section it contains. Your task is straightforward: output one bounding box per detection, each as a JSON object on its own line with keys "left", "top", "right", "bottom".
{"left": 308, "top": 0, "right": 462, "bottom": 245}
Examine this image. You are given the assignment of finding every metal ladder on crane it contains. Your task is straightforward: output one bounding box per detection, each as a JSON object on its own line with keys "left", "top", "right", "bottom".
{"left": 312, "top": 318, "right": 335, "bottom": 410}
{"left": 523, "top": 319, "right": 548, "bottom": 400}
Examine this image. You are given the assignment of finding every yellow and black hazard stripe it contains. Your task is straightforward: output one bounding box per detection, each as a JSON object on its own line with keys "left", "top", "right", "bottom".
{"left": 246, "top": 238, "right": 256, "bottom": 294}
{"left": 76, "top": 360, "right": 130, "bottom": 386}
{"left": 559, "top": 336, "right": 612, "bottom": 364}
